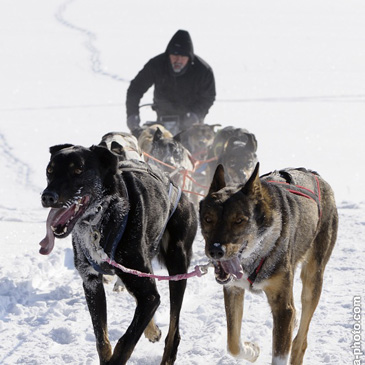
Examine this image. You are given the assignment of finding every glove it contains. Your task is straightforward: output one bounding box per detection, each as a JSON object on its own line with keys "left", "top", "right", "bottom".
{"left": 126, "top": 114, "right": 140, "bottom": 131}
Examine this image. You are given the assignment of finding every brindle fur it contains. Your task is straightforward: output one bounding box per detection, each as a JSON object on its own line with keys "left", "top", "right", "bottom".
{"left": 199, "top": 163, "right": 338, "bottom": 364}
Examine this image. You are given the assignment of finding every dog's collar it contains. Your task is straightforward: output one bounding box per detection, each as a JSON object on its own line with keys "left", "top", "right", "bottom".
{"left": 247, "top": 257, "right": 266, "bottom": 285}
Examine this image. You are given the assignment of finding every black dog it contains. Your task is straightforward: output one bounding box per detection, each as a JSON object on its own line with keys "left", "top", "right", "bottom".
{"left": 40, "top": 144, "right": 197, "bottom": 364}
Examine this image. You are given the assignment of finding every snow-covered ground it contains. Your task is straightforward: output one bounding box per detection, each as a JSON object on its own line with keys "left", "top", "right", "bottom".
{"left": 1, "top": 1, "right": 364, "bottom": 364}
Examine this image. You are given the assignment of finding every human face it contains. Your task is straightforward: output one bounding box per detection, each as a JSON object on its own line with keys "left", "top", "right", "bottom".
{"left": 169, "top": 54, "right": 189, "bottom": 73}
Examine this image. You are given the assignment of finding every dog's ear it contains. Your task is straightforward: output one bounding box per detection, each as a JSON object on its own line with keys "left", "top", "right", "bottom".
{"left": 90, "top": 145, "right": 118, "bottom": 176}
{"left": 153, "top": 128, "right": 163, "bottom": 142}
{"left": 99, "top": 141, "right": 108, "bottom": 148}
{"left": 209, "top": 164, "right": 226, "bottom": 194}
{"left": 174, "top": 131, "right": 182, "bottom": 142}
{"left": 247, "top": 133, "right": 258, "bottom": 151}
{"left": 49, "top": 144, "right": 74, "bottom": 156}
{"left": 110, "top": 141, "right": 126, "bottom": 158}
{"left": 241, "top": 162, "right": 261, "bottom": 196}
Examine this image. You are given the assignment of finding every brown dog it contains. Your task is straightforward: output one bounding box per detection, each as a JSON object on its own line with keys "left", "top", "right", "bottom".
{"left": 175, "top": 123, "right": 220, "bottom": 160}
{"left": 138, "top": 123, "right": 173, "bottom": 154}
{"left": 199, "top": 163, "right": 338, "bottom": 364}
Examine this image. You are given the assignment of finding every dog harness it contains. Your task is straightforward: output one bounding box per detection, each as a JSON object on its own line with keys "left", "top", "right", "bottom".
{"left": 244, "top": 169, "right": 322, "bottom": 286}
{"left": 80, "top": 184, "right": 130, "bottom": 275}
{"left": 265, "top": 169, "right": 322, "bottom": 218}
{"left": 82, "top": 169, "right": 182, "bottom": 275}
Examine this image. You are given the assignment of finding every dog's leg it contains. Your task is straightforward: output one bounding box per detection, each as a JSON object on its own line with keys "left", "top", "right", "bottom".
{"left": 158, "top": 197, "right": 195, "bottom": 364}
{"left": 291, "top": 216, "right": 337, "bottom": 365}
{"left": 161, "top": 244, "right": 189, "bottom": 365}
{"left": 126, "top": 282, "right": 161, "bottom": 342}
{"left": 113, "top": 276, "right": 125, "bottom": 292}
{"left": 224, "top": 286, "right": 259, "bottom": 362}
{"left": 224, "top": 286, "right": 244, "bottom": 356}
{"left": 82, "top": 274, "right": 113, "bottom": 364}
{"left": 265, "top": 273, "right": 296, "bottom": 365}
{"left": 160, "top": 238, "right": 192, "bottom": 364}
{"left": 290, "top": 254, "right": 323, "bottom": 365}
{"left": 108, "top": 276, "right": 161, "bottom": 365}
{"left": 144, "top": 317, "right": 162, "bottom": 343}
{"left": 160, "top": 278, "right": 187, "bottom": 365}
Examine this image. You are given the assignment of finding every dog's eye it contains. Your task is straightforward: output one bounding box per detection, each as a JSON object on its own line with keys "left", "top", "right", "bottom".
{"left": 204, "top": 216, "right": 213, "bottom": 224}
{"left": 235, "top": 217, "right": 247, "bottom": 225}
{"left": 47, "top": 166, "right": 53, "bottom": 174}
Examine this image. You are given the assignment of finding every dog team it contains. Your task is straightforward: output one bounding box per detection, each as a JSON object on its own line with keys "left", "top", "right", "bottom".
{"left": 39, "top": 118, "right": 338, "bottom": 365}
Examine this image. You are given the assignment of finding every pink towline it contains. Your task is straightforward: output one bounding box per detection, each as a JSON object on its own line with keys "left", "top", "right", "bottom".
{"left": 102, "top": 257, "right": 212, "bottom": 281}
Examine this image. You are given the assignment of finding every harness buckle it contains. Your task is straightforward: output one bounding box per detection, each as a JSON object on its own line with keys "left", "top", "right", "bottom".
{"left": 195, "top": 262, "right": 214, "bottom": 277}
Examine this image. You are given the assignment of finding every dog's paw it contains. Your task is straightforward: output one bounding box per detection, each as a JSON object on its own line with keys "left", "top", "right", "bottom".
{"left": 113, "top": 277, "right": 125, "bottom": 292}
{"left": 103, "top": 275, "right": 114, "bottom": 284}
{"left": 144, "top": 320, "right": 162, "bottom": 343}
{"left": 236, "top": 342, "right": 260, "bottom": 363}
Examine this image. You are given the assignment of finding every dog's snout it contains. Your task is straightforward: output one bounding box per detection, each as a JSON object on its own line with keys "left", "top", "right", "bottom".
{"left": 41, "top": 190, "right": 59, "bottom": 207}
{"left": 209, "top": 243, "right": 225, "bottom": 260}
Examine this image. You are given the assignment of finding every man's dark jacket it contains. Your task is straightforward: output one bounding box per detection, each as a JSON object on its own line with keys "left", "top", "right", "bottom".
{"left": 126, "top": 31, "right": 216, "bottom": 122}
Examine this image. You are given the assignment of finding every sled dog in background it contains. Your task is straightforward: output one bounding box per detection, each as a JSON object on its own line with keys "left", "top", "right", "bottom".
{"left": 40, "top": 144, "right": 197, "bottom": 365}
{"left": 147, "top": 128, "right": 195, "bottom": 198}
{"left": 175, "top": 123, "right": 221, "bottom": 199}
{"left": 199, "top": 163, "right": 338, "bottom": 364}
{"left": 99, "top": 131, "right": 143, "bottom": 161}
{"left": 206, "top": 126, "right": 258, "bottom": 185}
{"left": 99, "top": 131, "right": 145, "bottom": 292}
{"left": 175, "top": 123, "right": 220, "bottom": 160}
{"left": 138, "top": 123, "right": 173, "bottom": 155}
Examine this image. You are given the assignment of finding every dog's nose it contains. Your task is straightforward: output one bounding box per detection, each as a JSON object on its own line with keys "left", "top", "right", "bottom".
{"left": 209, "top": 243, "right": 225, "bottom": 260}
{"left": 41, "top": 190, "right": 59, "bottom": 207}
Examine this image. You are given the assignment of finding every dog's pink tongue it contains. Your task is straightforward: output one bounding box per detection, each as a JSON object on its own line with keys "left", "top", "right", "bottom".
{"left": 39, "top": 208, "right": 59, "bottom": 255}
{"left": 220, "top": 257, "right": 244, "bottom": 280}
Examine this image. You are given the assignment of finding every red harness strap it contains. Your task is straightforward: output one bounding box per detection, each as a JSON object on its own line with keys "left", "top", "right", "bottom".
{"left": 246, "top": 173, "right": 322, "bottom": 286}
{"left": 267, "top": 174, "right": 322, "bottom": 218}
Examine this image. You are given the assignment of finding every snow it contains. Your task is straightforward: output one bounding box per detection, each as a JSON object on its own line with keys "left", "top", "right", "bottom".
{"left": 1, "top": 0, "right": 364, "bottom": 364}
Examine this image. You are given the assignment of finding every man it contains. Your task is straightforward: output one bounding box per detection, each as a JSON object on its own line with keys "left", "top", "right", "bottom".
{"left": 126, "top": 30, "right": 216, "bottom": 135}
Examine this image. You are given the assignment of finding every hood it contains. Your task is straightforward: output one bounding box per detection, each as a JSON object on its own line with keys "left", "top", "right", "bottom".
{"left": 166, "top": 30, "right": 194, "bottom": 60}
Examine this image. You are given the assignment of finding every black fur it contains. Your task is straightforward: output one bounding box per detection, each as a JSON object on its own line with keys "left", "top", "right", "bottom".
{"left": 41, "top": 144, "right": 197, "bottom": 364}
